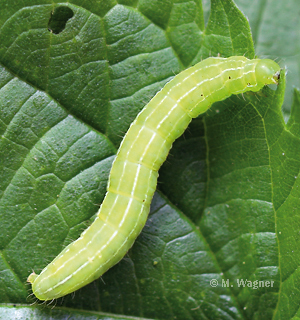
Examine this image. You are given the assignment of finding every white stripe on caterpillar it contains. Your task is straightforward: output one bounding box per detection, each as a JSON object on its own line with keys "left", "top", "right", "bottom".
{"left": 28, "top": 56, "right": 280, "bottom": 300}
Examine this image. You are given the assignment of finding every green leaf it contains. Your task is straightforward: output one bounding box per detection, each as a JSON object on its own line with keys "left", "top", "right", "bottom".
{"left": 0, "top": 1, "right": 299, "bottom": 320}
{"left": 0, "top": 305, "right": 147, "bottom": 320}
{"left": 235, "top": 0, "right": 300, "bottom": 120}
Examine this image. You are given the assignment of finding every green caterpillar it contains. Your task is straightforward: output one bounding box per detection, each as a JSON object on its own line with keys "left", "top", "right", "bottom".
{"left": 28, "top": 56, "right": 280, "bottom": 300}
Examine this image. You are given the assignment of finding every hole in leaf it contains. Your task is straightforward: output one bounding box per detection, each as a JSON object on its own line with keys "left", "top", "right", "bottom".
{"left": 48, "top": 6, "right": 74, "bottom": 34}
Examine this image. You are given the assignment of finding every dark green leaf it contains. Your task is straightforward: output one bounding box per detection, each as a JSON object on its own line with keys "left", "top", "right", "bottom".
{"left": 0, "top": 1, "right": 299, "bottom": 319}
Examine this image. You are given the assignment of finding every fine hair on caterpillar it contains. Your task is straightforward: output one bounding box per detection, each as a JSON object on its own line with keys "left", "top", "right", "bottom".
{"left": 27, "top": 56, "right": 281, "bottom": 301}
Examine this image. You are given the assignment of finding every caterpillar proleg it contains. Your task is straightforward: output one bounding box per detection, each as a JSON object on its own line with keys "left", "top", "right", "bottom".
{"left": 27, "top": 56, "right": 280, "bottom": 300}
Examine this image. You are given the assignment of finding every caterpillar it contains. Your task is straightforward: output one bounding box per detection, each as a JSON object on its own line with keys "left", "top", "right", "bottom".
{"left": 27, "top": 56, "right": 280, "bottom": 300}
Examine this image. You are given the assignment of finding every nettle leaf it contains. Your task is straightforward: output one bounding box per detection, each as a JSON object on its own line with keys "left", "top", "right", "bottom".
{"left": 0, "top": 1, "right": 299, "bottom": 319}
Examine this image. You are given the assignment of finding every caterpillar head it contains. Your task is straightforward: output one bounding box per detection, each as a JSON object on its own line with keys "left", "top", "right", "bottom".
{"left": 255, "top": 59, "right": 281, "bottom": 85}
